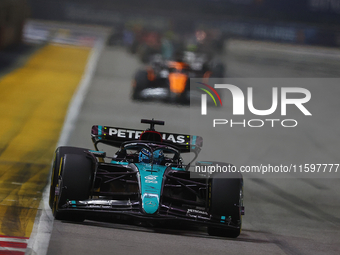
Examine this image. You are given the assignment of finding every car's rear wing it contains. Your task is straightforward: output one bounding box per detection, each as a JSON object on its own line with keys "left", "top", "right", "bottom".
{"left": 91, "top": 125, "right": 202, "bottom": 153}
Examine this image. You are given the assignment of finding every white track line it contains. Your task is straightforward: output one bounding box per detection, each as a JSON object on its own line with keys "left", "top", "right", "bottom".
{"left": 25, "top": 37, "right": 105, "bottom": 255}
{"left": 0, "top": 247, "right": 27, "bottom": 252}
{"left": 0, "top": 237, "right": 28, "bottom": 243}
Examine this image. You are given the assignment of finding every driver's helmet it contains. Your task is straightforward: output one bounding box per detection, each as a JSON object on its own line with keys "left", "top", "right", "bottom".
{"left": 138, "top": 148, "right": 164, "bottom": 164}
{"left": 139, "top": 148, "right": 151, "bottom": 163}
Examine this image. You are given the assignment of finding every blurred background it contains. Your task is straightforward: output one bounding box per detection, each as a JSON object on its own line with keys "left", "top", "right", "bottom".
{"left": 3, "top": 0, "right": 340, "bottom": 81}
{"left": 26, "top": 0, "right": 340, "bottom": 47}
{"left": 2, "top": 0, "right": 340, "bottom": 80}
{"left": 2, "top": 0, "right": 340, "bottom": 52}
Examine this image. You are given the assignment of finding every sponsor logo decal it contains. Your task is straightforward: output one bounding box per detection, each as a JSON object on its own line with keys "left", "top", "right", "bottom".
{"left": 186, "top": 209, "right": 208, "bottom": 216}
{"left": 144, "top": 200, "right": 157, "bottom": 207}
{"left": 108, "top": 128, "right": 186, "bottom": 143}
{"left": 145, "top": 175, "right": 158, "bottom": 184}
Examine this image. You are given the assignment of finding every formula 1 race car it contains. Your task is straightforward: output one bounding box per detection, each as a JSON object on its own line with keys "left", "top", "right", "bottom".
{"left": 49, "top": 119, "right": 244, "bottom": 238}
{"left": 131, "top": 52, "right": 225, "bottom": 103}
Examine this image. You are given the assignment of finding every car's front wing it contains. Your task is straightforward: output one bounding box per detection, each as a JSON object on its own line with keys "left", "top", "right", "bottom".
{"left": 59, "top": 199, "right": 240, "bottom": 230}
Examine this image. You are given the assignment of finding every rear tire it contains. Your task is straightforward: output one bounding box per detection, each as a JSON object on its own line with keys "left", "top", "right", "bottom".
{"left": 52, "top": 153, "right": 93, "bottom": 222}
{"left": 207, "top": 163, "right": 243, "bottom": 238}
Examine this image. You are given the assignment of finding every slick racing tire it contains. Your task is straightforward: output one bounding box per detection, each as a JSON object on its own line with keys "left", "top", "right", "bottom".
{"left": 177, "top": 79, "right": 191, "bottom": 105}
{"left": 131, "top": 70, "right": 148, "bottom": 100}
{"left": 211, "top": 63, "right": 225, "bottom": 78}
{"left": 207, "top": 164, "right": 243, "bottom": 238}
{"left": 49, "top": 146, "right": 88, "bottom": 209}
{"left": 52, "top": 152, "right": 93, "bottom": 222}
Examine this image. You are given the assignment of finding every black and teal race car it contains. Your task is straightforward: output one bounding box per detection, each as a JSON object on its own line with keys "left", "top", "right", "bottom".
{"left": 49, "top": 119, "right": 244, "bottom": 238}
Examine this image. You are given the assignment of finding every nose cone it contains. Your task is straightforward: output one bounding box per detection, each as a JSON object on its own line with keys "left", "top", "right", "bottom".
{"left": 142, "top": 193, "right": 159, "bottom": 214}
{"left": 135, "top": 163, "right": 167, "bottom": 215}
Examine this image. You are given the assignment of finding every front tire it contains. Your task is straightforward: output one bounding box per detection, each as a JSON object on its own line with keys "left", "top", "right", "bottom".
{"left": 131, "top": 70, "right": 148, "bottom": 100}
{"left": 211, "top": 63, "right": 225, "bottom": 78}
{"left": 52, "top": 152, "right": 93, "bottom": 221}
{"left": 49, "top": 147, "right": 88, "bottom": 209}
{"left": 207, "top": 164, "right": 243, "bottom": 238}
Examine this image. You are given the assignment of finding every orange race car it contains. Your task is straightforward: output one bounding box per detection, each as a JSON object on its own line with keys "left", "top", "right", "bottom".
{"left": 131, "top": 52, "right": 225, "bottom": 103}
